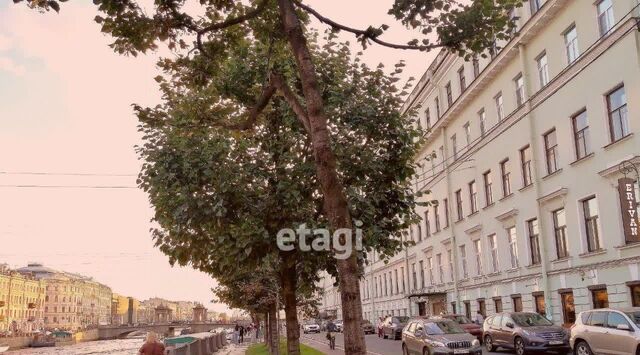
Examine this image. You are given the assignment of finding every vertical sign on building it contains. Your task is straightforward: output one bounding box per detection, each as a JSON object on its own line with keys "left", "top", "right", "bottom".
{"left": 618, "top": 177, "right": 640, "bottom": 243}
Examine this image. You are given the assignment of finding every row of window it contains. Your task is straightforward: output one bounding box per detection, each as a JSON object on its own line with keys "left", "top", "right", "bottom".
{"left": 371, "top": 189, "right": 639, "bottom": 299}
{"left": 416, "top": 0, "right": 623, "bottom": 187}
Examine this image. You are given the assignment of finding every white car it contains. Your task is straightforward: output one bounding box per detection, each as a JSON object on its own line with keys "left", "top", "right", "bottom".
{"left": 335, "top": 320, "right": 343, "bottom": 332}
{"left": 303, "top": 323, "right": 320, "bottom": 334}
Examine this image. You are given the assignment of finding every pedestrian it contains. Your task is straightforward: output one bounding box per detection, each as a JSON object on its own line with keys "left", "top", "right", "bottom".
{"left": 325, "top": 319, "right": 336, "bottom": 350}
{"left": 138, "top": 332, "right": 165, "bottom": 355}
{"left": 239, "top": 325, "right": 245, "bottom": 343}
{"left": 233, "top": 324, "right": 240, "bottom": 344}
{"left": 377, "top": 317, "right": 384, "bottom": 338}
{"left": 474, "top": 310, "right": 484, "bottom": 325}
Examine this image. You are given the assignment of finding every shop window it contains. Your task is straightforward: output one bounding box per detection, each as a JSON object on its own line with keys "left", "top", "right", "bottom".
{"left": 561, "top": 291, "right": 576, "bottom": 325}
{"left": 592, "top": 288, "right": 609, "bottom": 309}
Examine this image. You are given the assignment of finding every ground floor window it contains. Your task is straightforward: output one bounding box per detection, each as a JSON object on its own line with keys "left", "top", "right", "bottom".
{"left": 511, "top": 295, "right": 522, "bottom": 312}
{"left": 561, "top": 291, "right": 576, "bottom": 325}
{"left": 630, "top": 284, "right": 640, "bottom": 307}
{"left": 534, "top": 293, "right": 546, "bottom": 316}
{"left": 592, "top": 288, "right": 609, "bottom": 309}
{"left": 478, "top": 299, "right": 486, "bottom": 317}
{"left": 451, "top": 301, "right": 457, "bottom": 314}
{"left": 464, "top": 301, "right": 471, "bottom": 319}
{"left": 494, "top": 298, "right": 502, "bottom": 313}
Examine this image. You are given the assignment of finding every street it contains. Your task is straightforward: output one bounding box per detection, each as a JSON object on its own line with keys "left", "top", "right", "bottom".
{"left": 301, "top": 332, "right": 515, "bottom": 355}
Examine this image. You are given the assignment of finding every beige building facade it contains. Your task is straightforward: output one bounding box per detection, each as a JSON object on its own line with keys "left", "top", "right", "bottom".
{"left": 0, "top": 264, "right": 46, "bottom": 333}
{"left": 17, "top": 263, "right": 112, "bottom": 330}
{"left": 319, "top": 0, "right": 640, "bottom": 327}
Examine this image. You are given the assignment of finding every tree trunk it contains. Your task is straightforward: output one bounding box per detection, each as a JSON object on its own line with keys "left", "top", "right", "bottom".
{"left": 264, "top": 312, "right": 269, "bottom": 344}
{"left": 277, "top": 0, "right": 366, "bottom": 354}
{"left": 281, "top": 255, "right": 301, "bottom": 355}
{"left": 268, "top": 303, "right": 280, "bottom": 355}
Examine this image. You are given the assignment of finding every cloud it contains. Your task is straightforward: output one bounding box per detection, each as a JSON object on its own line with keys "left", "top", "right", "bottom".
{"left": 0, "top": 56, "right": 25, "bottom": 75}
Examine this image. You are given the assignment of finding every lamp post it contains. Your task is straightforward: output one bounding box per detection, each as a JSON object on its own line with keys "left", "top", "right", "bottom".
{"left": 621, "top": 159, "right": 640, "bottom": 182}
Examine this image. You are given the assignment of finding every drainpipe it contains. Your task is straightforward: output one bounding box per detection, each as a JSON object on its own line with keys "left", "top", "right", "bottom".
{"left": 441, "top": 125, "right": 462, "bottom": 311}
{"left": 517, "top": 43, "right": 553, "bottom": 321}
{"left": 369, "top": 252, "right": 377, "bottom": 321}
{"left": 404, "top": 237, "right": 412, "bottom": 316}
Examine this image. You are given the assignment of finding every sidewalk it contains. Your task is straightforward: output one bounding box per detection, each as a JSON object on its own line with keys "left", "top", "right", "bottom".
{"left": 300, "top": 335, "right": 344, "bottom": 355}
{"left": 219, "top": 343, "right": 250, "bottom": 355}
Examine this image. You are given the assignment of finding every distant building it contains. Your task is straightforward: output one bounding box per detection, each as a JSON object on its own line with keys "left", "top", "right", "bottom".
{"left": 0, "top": 264, "right": 46, "bottom": 333}
{"left": 17, "top": 263, "right": 112, "bottom": 330}
{"left": 111, "top": 293, "right": 139, "bottom": 325}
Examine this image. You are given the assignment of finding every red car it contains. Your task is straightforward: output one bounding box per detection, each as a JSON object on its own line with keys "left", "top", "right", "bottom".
{"left": 442, "top": 314, "right": 483, "bottom": 341}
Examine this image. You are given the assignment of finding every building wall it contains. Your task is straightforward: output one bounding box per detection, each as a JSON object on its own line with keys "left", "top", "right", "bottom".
{"left": 0, "top": 267, "right": 45, "bottom": 333}
{"left": 318, "top": 0, "right": 640, "bottom": 326}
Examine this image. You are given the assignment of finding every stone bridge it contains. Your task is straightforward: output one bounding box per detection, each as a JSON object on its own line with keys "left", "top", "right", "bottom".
{"left": 97, "top": 323, "right": 235, "bottom": 340}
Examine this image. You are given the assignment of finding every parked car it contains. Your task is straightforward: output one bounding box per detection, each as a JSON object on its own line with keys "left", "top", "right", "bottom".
{"left": 382, "top": 316, "right": 409, "bottom": 340}
{"left": 483, "top": 312, "right": 570, "bottom": 355}
{"left": 443, "top": 314, "right": 483, "bottom": 341}
{"left": 402, "top": 316, "right": 482, "bottom": 355}
{"left": 362, "top": 320, "right": 375, "bottom": 334}
{"left": 303, "top": 323, "right": 320, "bottom": 334}
{"left": 335, "top": 320, "right": 343, "bottom": 332}
{"left": 570, "top": 307, "right": 640, "bottom": 355}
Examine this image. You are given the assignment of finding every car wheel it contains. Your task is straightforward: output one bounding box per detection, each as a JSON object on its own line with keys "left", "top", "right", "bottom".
{"left": 514, "top": 337, "right": 526, "bottom": 355}
{"left": 574, "top": 341, "right": 593, "bottom": 355}
{"left": 484, "top": 334, "right": 496, "bottom": 352}
{"left": 422, "top": 347, "right": 429, "bottom": 355}
{"left": 402, "top": 343, "right": 409, "bottom": 355}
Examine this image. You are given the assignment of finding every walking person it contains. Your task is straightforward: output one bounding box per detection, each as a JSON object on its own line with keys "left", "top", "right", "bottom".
{"left": 377, "top": 317, "right": 384, "bottom": 338}
{"left": 138, "top": 332, "right": 165, "bottom": 355}
{"left": 474, "top": 310, "right": 484, "bottom": 325}
{"left": 239, "top": 325, "right": 245, "bottom": 343}
{"left": 233, "top": 324, "right": 240, "bottom": 344}
{"left": 325, "top": 319, "right": 336, "bottom": 350}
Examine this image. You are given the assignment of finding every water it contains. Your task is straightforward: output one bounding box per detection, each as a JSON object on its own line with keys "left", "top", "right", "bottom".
{"left": 7, "top": 339, "right": 144, "bottom": 355}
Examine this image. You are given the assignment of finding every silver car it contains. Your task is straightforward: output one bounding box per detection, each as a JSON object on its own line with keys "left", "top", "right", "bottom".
{"left": 402, "top": 317, "right": 482, "bottom": 355}
{"left": 570, "top": 307, "right": 640, "bottom": 355}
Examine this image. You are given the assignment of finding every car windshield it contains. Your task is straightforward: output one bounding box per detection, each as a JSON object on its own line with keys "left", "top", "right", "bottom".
{"left": 450, "top": 315, "right": 473, "bottom": 324}
{"left": 395, "top": 316, "right": 409, "bottom": 323}
{"left": 625, "top": 311, "right": 640, "bottom": 325}
{"left": 512, "top": 313, "right": 553, "bottom": 327}
{"left": 424, "top": 321, "right": 466, "bottom": 335}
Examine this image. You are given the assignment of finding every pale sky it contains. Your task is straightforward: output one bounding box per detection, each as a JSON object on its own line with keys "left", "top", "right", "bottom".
{"left": 0, "top": 1, "right": 434, "bottom": 313}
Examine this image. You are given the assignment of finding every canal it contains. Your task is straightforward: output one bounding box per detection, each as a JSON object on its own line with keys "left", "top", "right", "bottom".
{"left": 7, "top": 339, "right": 144, "bottom": 354}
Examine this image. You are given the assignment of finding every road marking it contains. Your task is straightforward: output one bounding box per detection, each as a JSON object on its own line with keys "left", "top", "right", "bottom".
{"left": 301, "top": 335, "right": 385, "bottom": 355}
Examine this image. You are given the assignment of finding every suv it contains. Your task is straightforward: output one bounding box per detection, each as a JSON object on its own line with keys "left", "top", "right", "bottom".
{"left": 571, "top": 308, "right": 640, "bottom": 355}
{"left": 402, "top": 316, "right": 482, "bottom": 355}
{"left": 443, "top": 314, "right": 483, "bottom": 341}
{"left": 382, "top": 316, "right": 409, "bottom": 340}
{"left": 483, "top": 312, "right": 570, "bottom": 355}
{"left": 302, "top": 322, "right": 320, "bottom": 334}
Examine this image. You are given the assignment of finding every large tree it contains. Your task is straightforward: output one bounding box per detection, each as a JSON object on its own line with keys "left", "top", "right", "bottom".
{"left": 18, "top": 0, "right": 522, "bottom": 353}
{"left": 135, "top": 33, "right": 421, "bottom": 354}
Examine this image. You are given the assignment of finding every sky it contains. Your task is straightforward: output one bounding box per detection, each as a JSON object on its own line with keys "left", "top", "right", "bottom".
{"left": 0, "top": 1, "right": 434, "bottom": 313}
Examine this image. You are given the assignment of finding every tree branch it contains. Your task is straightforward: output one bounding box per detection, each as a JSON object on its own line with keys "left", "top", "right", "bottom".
{"left": 197, "top": 0, "right": 270, "bottom": 35}
{"left": 270, "top": 73, "right": 311, "bottom": 133}
{"left": 222, "top": 83, "right": 277, "bottom": 130}
{"left": 292, "top": 0, "right": 441, "bottom": 51}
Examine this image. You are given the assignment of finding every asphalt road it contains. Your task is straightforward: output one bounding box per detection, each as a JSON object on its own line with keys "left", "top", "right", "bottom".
{"left": 301, "top": 332, "right": 518, "bottom": 355}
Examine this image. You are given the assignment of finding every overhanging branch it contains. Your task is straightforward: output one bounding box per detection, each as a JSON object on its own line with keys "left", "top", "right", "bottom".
{"left": 198, "top": 0, "right": 270, "bottom": 35}
{"left": 292, "top": 0, "right": 440, "bottom": 51}
{"left": 270, "top": 73, "right": 311, "bottom": 133}
{"left": 221, "top": 84, "right": 277, "bottom": 130}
